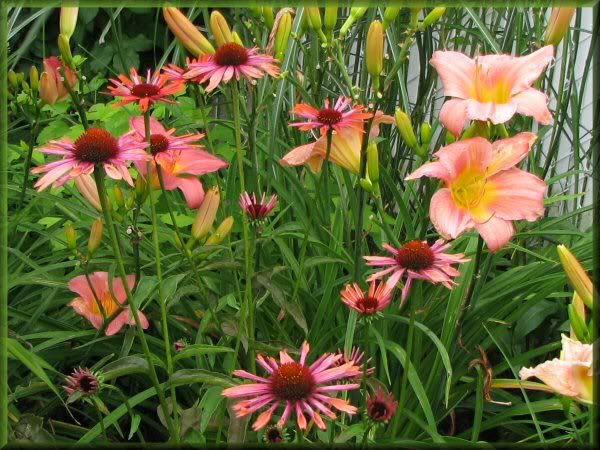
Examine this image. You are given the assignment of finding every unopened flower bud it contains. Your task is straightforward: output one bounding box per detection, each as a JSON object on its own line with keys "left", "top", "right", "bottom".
{"left": 163, "top": 7, "right": 215, "bottom": 56}
{"left": 545, "top": 8, "right": 575, "bottom": 46}
{"left": 306, "top": 7, "right": 322, "bottom": 30}
{"left": 16, "top": 72, "right": 24, "bottom": 85}
{"left": 135, "top": 176, "right": 147, "bottom": 200}
{"left": 191, "top": 187, "right": 220, "bottom": 240}
{"left": 74, "top": 175, "right": 101, "bottom": 211}
{"left": 366, "top": 20, "right": 384, "bottom": 80}
{"left": 206, "top": 216, "right": 234, "bottom": 245}
{"left": 421, "top": 7, "right": 446, "bottom": 30}
{"left": 324, "top": 4, "right": 338, "bottom": 38}
{"left": 568, "top": 302, "right": 589, "bottom": 343}
{"left": 262, "top": 7, "right": 275, "bottom": 29}
{"left": 29, "top": 66, "right": 39, "bottom": 91}
{"left": 383, "top": 7, "right": 401, "bottom": 29}
{"left": 274, "top": 12, "right": 292, "bottom": 61}
{"left": 340, "top": 7, "right": 367, "bottom": 38}
{"left": 557, "top": 245, "right": 594, "bottom": 309}
{"left": 232, "top": 31, "right": 243, "bottom": 47}
{"left": 395, "top": 109, "right": 418, "bottom": 150}
{"left": 113, "top": 185, "right": 125, "bottom": 208}
{"left": 60, "top": 7, "right": 78, "bottom": 40}
{"left": 39, "top": 56, "right": 77, "bottom": 105}
{"left": 87, "top": 217, "right": 104, "bottom": 255}
{"left": 367, "top": 141, "right": 379, "bottom": 184}
{"left": 359, "top": 178, "right": 373, "bottom": 193}
{"left": 210, "top": 11, "right": 234, "bottom": 47}
{"left": 8, "top": 70, "right": 18, "bottom": 88}
{"left": 420, "top": 122, "right": 432, "bottom": 145}
{"left": 65, "top": 223, "right": 77, "bottom": 251}
{"left": 58, "top": 34, "right": 75, "bottom": 68}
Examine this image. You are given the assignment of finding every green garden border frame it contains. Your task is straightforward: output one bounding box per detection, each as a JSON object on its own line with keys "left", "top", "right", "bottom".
{"left": 1, "top": 1, "right": 598, "bottom": 448}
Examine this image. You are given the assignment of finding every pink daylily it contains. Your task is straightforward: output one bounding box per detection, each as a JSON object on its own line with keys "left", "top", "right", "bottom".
{"left": 406, "top": 132, "right": 546, "bottom": 252}
{"left": 430, "top": 46, "right": 554, "bottom": 136}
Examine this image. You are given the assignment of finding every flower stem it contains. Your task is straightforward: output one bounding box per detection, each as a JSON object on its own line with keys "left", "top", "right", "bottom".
{"left": 143, "top": 111, "right": 179, "bottom": 438}
{"left": 92, "top": 168, "right": 179, "bottom": 443}
{"left": 59, "top": 66, "right": 88, "bottom": 129}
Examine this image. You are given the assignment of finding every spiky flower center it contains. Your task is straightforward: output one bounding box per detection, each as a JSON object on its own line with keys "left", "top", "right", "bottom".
{"left": 270, "top": 362, "right": 315, "bottom": 401}
{"left": 368, "top": 400, "right": 389, "bottom": 421}
{"left": 265, "top": 426, "right": 284, "bottom": 443}
{"left": 356, "top": 296, "right": 380, "bottom": 314}
{"left": 78, "top": 374, "right": 98, "bottom": 394}
{"left": 131, "top": 83, "right": 160, "bottom": 98}
{"left": 396, "top": 240, "right": 435, "bottom": 271}
{"left": 150, "top": 134, "right": 169, "bottom": 154}
{"left": 215, "top": 43, "right": 249, "bottom": 66}
{"left": 317, "top": 108, "right": 343, "bottom": 126}
{"left": 73, "top": 128, "right": 119, "bottom": 164}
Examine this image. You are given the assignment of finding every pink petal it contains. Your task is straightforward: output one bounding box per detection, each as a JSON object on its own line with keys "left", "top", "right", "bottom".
{"left": 176, "top": 177, "right": 205, "bottom": 209}
{"left": 439, "top": 98, "right": 470, "bottom": 137}
{"left": 512, "top": 88, "right": 553, "bottom": 124}
{"left": 106, "top": 309, "right": 131, "bottom": 336}
{"left": 112, "top": 275, "right": 136, "bottom": 304}
{"left": 466, "top": 99, "right": 517, "bottom": 125}
{"left": 251, "top": 402, "right": 279, "bottom": 431}
{"left": 405, "top": 161, "right": 452, "bottom": 182}
{"left": 474, "top": 216, "right": 515, "bottom": 252}
{"left": 504, "top": 45, "right": 554, "bottom": 95}
{"left": 519, "top": 359, "right": 579, "bottom": 397}
{"left": 429, "top": 188, "right": 472, "bottom": 240}
{"left": 430, "top": 50, "right": 476, "bottom": 99}
{"left": 222, "top": 383, "right": 272, "bottom": 398}
{"left": 488, "top": 132, "right": 537, "bottom": 176}
{"left": 435, "top": 137, "right": 492, "bottom": 180}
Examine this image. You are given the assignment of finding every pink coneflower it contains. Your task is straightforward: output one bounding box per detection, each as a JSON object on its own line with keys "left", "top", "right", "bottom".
{"left": 340, "top": 281, "right": 394, "bottom": 316}
{"left": 222, "top": 341, "right": 361, "bottom": 431}
{"left": 129, "top": 116, "right": 228, "bottom": 208}
{"left": 334, "top": 346, "right": 375, "bottom": 378}
{"left": 31, "top": 128, "right": 149, "bottom": 192}
{"left": 290, "top": 97, "right": 373, "bottom": 136}
{"left": 163, "top": 58, "right": 203, "bottom": 83}
{"left": 174, "top": 339, "right": 187, "bottom": 353}
{"left": 364, "top": 240, "right": 468, "bottom": 305}
{"left": 367, "top": 388, "right": 398, "bottom": 423}
{"left": 64, "top": 367, "right": 101, "bottom": 396}
{"left": 107, "top": 67, "right": 185, "bottom": 112}
{"left": 185, "top": 42, "right": 279, "bottom": 92}
{"left": 68, "top": 272, "right": 149, "bottom": 336}
{"left": 240, "top": 192, "right": 278, "bottom": 220}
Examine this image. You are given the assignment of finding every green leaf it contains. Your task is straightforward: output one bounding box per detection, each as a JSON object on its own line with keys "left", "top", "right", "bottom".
{"left": 173, "top": 344, "right": 234, "bottom": 362}
{"left": 169, "top": 369, "right": 234, "bottom": 388}
{"left": 102, "top": 356, "right": 149, "bottom": 381}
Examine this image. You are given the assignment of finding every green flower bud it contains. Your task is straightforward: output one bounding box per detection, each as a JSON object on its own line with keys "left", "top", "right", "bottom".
{"left": 87, "top": 217, "right": 104, "bottom": 256}
{"left": 383, "top": 7, "right": 401, "bottom": 30}
{"left": 324, "top": 4, "right": 338, "bottom": 35}
{"left": 206, "top": 216, "right": 234, "bottom": 246}
{"left": 262, "top": 7, "right": 275, "bottom": 29}
{"left": 60, "top": 7, "right": 78, "bottom": 40}
{"left": 421, "top": 7, "right": 446, "bottom": 30}
{"left": 8, "top": 70, "right": 18, "bottom": 88}
{"left": 113, "top": 185, "right": 125, "bottom": 209}
{"left": 210, "top": 11, "right": 234, "bottom": 47}
{"left": 65, "top": 222, "right": 77, "bottom": 251}
{"left": 367, "top": 141, "right": 379, "bottom": 184}
{"left": 191, "top": 187, "right": 220, "bottom": 241}
{"left": 366, "top": 20, "right": 384, "bottom": 80}
{"left": 359, "top": 178, "right": 373, "bottom": 193}
{"left": 568, "top": 303, "right": 589, "bottom": 343}
{"left": 274, "top": 12, "right": 293, "bottom": 61}
{"left": 420, "top": 122, "right": 432, "bottom": 145}
{"left": 29, "top": 65, "right": 39, "bottom": 91}
{"left": 58, "top": 33, "right": 74, "bottom": 68}
{"left": 340, "top": 7, "right": 367, "bottom": 38}
{"left": 395, "top": 109, "right": 418, "bottom": 150}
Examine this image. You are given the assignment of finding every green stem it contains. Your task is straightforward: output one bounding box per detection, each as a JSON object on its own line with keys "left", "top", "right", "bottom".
{"left": 60, "top": 66, "right": 88, "bottom": 129}
{"left": 18, "top": 109, "right": 40, "bottom": 208}
{"left": 143, "top": 112, "right": 179, "bottom": 438}
{"left": 92, "top": 168, "right": 179, "bottom": 443}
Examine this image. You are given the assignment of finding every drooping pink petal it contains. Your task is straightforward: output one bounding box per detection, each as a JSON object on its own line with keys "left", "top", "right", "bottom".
{"left": 429, "top": 188, "right": 472, "bottom": 240}
{"left": 439, "top": 98, "right": 469, "bottom": 137}
{"left": 487, "top": 132, "right": 537, "bottom": 175}
{"left": 176, "top": 177, "right": 205, "bottom": 209}
{"left": 512, "top": 88, "right": 553, "bottom": 125}
{"left": 473, "top": 216, "right": 515, "bottom": 252}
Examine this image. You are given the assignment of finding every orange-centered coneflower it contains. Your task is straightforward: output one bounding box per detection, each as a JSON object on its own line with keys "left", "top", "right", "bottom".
{"left": 290, "top": 97, "right": 373, "bottom": 136}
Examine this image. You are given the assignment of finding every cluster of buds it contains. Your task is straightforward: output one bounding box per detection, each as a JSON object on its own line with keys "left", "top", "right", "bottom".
{"left": 163, "top": 7, "right": 215, "bottom": 56}
{"left": 395, "top": 109, "right": 431, "bottom": 158}
{"left": 186, "top": 187, "right": 234, "bottom": 252}
{"left": 557, "top": 245, "right": 594, "bottom": 342}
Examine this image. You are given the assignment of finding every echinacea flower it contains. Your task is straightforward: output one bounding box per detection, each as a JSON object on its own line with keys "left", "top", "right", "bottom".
{"left": 367, "top": 388, "right": 398, "bottom": 423}
{"left": 68, "top": 272, "right": 149, "bottom": 336}
{"left": 405, "top": 133, "right": 547, "bottom": 252}
{"left": 430, "top": 46, "right": 554, "bottom": 136}
{"left": 129, "top": 116, "right": 227, "bottom": 208}
{"left": 64, "top": 367, "right": 101, "bottom": 396}
{"left": 163, "top": 58, "right": 203, "bottom": 83}
{"left": 281, "top": 111, "right": 394, "bottom": 174}
{"left": 107, "top": 67, "right": 185, "bottom": 112}
{"left": 520, "top": 334, "right": 593, "bottom": 404}
{"left": 32, "top": 128, "right": 149, "bottom": 192}
{"left": 263, "top": 425, "right": 288, "bottom": 444}
{"left": 185, "top": 42, "right": 279, "bottom": 92}
{"left": 290, "top": 97, "right": 372, "bottom": 135}
{"left": 240, "top": 192, "right": 278, "bottom": 220}
{"left": 364, "top": 240, "right": 468, "bottom": 304}
{"left": 334, "top": 346, "right": 375, "bottom": 378}
{"left": 39, "top": 56, "right": 77, "bottom": 105}
{"left": 174, "top": 339, "right": 187, "bottom": 353}
{"left": 222, "top": 341, "right": 361, "bottom": 431}
{"left": 340, "top": 281, "right": 394, "bottom": 315}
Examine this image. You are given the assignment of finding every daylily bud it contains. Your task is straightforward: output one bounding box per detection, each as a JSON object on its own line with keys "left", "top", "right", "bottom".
{"left": 8, "top": 70, "right": 18, "bottom": 89}
{"left": 249, "top": 7, "right": 262, "bottom": 18}
{"left": 568, "top": 302, "right": 589, "bottom": 343}
{"left": 58, "top": 34, "right": 75, "bottom": 68}
{"left": 65, "top": 223, "right": 77, "bottom": 251}
{"left": 324, "top": 4, "right": 338, "bottom": 38}
{"left": 232, "top": 31, "right": 243, "bottom": 47}
{"left": 15, "top": 72, "right": 24, "bottom": 85}
{"left": 206, "top": 216, "right": 234, "bottom": 245}
{"left": 383, "top": 7, "right": 401, "bottom": 29}
{"left": 60, "top": 7, "right": 78, "bottom": 40}
{"left": 274, "top": 12, "right": 292, "bottom": 61}
{"left": 74, "top": 175, "right": 101, "bottom": 211}
{"left": 29, "top": 65, "right": 39, "bottom": 92}
{"left": 87, "top": 217, "right": 104, "bottom": 255}
{"left": 395, "top": 109, "right": 418, "bottom": 150}
{"left": 134, "top": 176, "right": 147, "bottom": 201}
{"left": 163, "top": 7, "right": 215, "bottom": 56}
{"left": 359, "top": 178, "right": 373, "bottom": 193}
{"left": 191, "top": 187, "right": 220, "bottom": 241}
{"left": 420, "top": 122, "right": 432, "bottom": 145}
{"left": 557, "top": 245, "right": 594, "bottom": 309}
{"left": 545, "top": 8, "right": 575, "bottom": 46}
{"left": 366, "top": 20, "right": 384, "bottom": 80}
{"left": 21, "top": 80, "right": 30, "bottom": 92}
{"left": 409, "top": 8, "right": 420, "bottom": 28}
{"left": 263, "top": 7, "right": 275, "bottom": 29}
{"left": 367, "top": 141, "right": 379, "bottom": 184}
{"left": 210, "top": 11, "right": 234, "bottom": 47}
{"left": 39, "top": 56, "right": 77, "bottom": 105}
{"left": 306, "top": 7, "right": 322, "bottom": 30}
{"left": 340, "top": 7, "right": 367, "bottom": 38}
{"left": 113, "top": 185, "right": 125, "bottom": 209}
{"left": 421, "top": 7, "right": 446, "bottom": 30}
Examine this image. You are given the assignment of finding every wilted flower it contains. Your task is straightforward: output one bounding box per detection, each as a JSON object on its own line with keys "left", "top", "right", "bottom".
{"left": 222, "top": 341, "right": 361, "bottom": 431}
{"left": 107, "top": 67, "right": 185, "bottom": 112}
{"left": 430, "top": 46, "right": 554, "bottom": 136}
{"left": 31, "top": 128, "right": 149, "bottom": 192}
{"left": 38, "top": 56, "right": 77, "bottom": 105}
{"left": 64, "top": 367, "right": 101, "bottom": 396}
{"left": 405, "top": 133, "right": 547, "bottom": 252}
{"left": 340, "top": 281, "right": 394, "bottom": 316}
{"left": 185, "top": 43, "right": 279, "bottom": 92}
{"left": 364, "top": 240, "right": 468, "bottom": 305}
{"left": 240, "top": 192, "right": 278, "bottom": 221}
{"left": 367, "top": 388, "right": 398, "bottom": 423}
{"left": 520, "top": 334, "right": 593, "bottom": 404}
